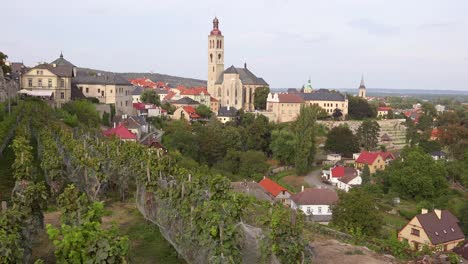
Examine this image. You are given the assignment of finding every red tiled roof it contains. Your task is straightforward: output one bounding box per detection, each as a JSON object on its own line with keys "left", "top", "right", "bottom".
{"left": 103, "top": 124, "right": 136, "bottom": 140}
{"left": 182, "top": 106, "right": 200, "bottom": 119}
{"left": 431, "top": 128, "right": 440, "bottom": 138}
{"left": 291, "top": 188, "right": 338, "bottom": 205}
{"left": 356, "top": 151, "right": 381, "bottom": 165}
{"left": 258, "top": 177, "right": 289, "bottom": 197}
{"left": 331, "top": 166, "right": 357, "bottom": 178}
{"left": 133, "top": 102, "right": 146, "bottom": 110}
{"left": 378, "top": 107, "right": 392, "bottom": 111}
{"left": 179, "top": 87, "right": 209, "bottom": 96}
{"left": 378, "top": 151, "right": 395, "bottom": 161}
{"left": 129, "top": 78, "right": 157, "bottom": 88}
{"left": 278, "top": 93, "right": 304, "bottom": 103}
{"left": 164, "top": 91, "right": 176, "bottom": 101}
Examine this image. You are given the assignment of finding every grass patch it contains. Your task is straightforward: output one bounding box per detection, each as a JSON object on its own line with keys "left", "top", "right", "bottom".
{"left": 270, "top": 169, "right": 309, "bottom": 193}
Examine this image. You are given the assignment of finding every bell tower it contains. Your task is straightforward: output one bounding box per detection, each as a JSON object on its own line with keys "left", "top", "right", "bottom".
{"left": 207, "top": 17, "right": 224, "bottom": 99}
{"left": 358, "top": 75, "right": 367, "bottom": 99}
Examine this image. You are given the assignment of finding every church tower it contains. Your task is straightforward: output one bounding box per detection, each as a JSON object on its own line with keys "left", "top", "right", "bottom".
{"left": 358, "top": 75, "right": 367, "bottom": 99}
{"left": 207, "top": 17, "right": 224, "bottom": 99}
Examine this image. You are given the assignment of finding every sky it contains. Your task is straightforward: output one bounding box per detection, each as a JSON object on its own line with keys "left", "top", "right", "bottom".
{"left": 2, "top": 0, "right": 468, "bottom": 90}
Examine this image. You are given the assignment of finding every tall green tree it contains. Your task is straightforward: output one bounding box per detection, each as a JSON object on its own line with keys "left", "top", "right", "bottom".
{"left": 253, "top": 86, "right": 270, "bottom": 110}
{"left": 62, "top": 100, "right": 101, "bottom": 128}
{"left": 140, "top": 89, "right": 160, "bottom": 105}
{"left": 294, "top": 106, "right": 318, "bottom": 175}
{"left": 382, "top": 147, "right": 447, "bottom": 200}
{"left": 331, "top": 188, "right": 383, "bottom": 237}
{"left": 245, "top": 114, "right": 271, "bottom": 152}
{"left": 356, "top": 120, "right": 380, "bottom": 150}
{"left": 270, "top": 129, "right": 296, "bottom": 165}
{"left": 195, "top": 104, "right": 212, "bottom": 119}
{"left": 348, "top": 95, "right": 376, "bottom": 120}
{"left": 361, "top": 165, "right": 371, "bottom": 185}
{"left": 0, "top": 52, "right": 11, "bottom": 75}
{"left": 324, "top": 125, "right": 359, "bottom": 157}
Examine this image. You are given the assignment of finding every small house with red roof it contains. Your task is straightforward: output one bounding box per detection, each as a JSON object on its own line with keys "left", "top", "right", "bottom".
{"left": 355, "top": 151, "right": 386, "bottom": 174}
{"left": 377, "top": 107, "right": 392, "bottom": 118}
{"left": 325, "top": 165, "right": 361, "bottom": 192}
{"left": 129, "top": 78, "right": 157, "bottom": 88}
{"left": 103, "top": 124, "right": 137, "bottom": 142}
{"left": 258, "top": 176, "right": 291, "bottom": 205}
{"left": 290, "top": 187, "right": 339, "bottom": 224}
{"left": 398, "top": 209, "right": 465, "bottom": 251}
{"left": 210, "top": 96, "right": 220, "bottom": 114}
{"left": 172, "top": 106, "right": 201, "bottom": 122}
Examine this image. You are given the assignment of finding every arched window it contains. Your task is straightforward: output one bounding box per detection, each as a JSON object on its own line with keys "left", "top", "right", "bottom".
{"left": 210, "top": 53, "right": 213, "bottom": 63}
{"left": 213, "top": 66, "right": 215, "bottom": 72}
{"left": 235, "top": 87, "right": 238, "bottom": 97}
{"left": 227, "top": 88, "right": 229, "bottom": 96}
{"left": 218, "top": 87, "right": 221, "bottom": 97}
{"left": 220, "top": 40, "right": 222, "bottom": 48}
{"left": 218, "top": 53, "right": 221, "bottom": 60}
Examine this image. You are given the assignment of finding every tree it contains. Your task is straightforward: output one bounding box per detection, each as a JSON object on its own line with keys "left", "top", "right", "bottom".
{"left": 239, "top": 150, "right": 269, "bottom": 180}
{"left": 405, "top": 118, "right": 420, "bottom": 146}
{"left": 294, "top": 106, "right": 318, "bottom": 175}
{"left": 196, "top": 104, "right": 212, "bottom": 119}
{"left": 245, "top": 114, "right": 271, "bottom": 152}
{"left": 62, "top": 100, "right": 101, "bottom": 128}
{"left": 270, "top": 129, "right": 296, "bottom": 165}
{"left": 253, "top": 86, "right": 270, "bottom": 110}
{"left": 438, "top": 124, "right": 468, "bottom": 160}
{"left": 387, "top": 109, "right": 394, "bottom": 119}
{"left": 382, "top": 147, "right": 448, "bottom": 200}
{"left": 101, "top": 111, "right": 110, "bottom": 126}
{"left": 324, "top": 125, "right": 359, "bottom": 157}
{"left": 418, "top": 139, "right": 441, "bottom": 154}
{"left": 332, "top": 108, "right": 343, "bottom": 120}
{"left": 361, "top": 165, "right": 371, "bottom": 185}
{"left": 331, "top": 188, "right": 383, "bottom": 237}
{"left": 140, "top": 89, "right": 160, "bottom": 105}
{"left": 348, "top": 95, "right": 376, "bottom": 120}
{"left": 356, "top": 120, "right": 380, "bottom": 150}
{"left": 0, "top": 52, "right": 11, "bottom": 76}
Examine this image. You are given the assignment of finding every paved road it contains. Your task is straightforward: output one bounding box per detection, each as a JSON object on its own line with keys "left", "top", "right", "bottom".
{"left": 304, "top": 167, "right": 336, "bottom": 190}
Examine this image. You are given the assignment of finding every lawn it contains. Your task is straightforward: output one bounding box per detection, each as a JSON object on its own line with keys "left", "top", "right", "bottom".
{"left": 270, "top": 169, "right": 309, "bottom": 193}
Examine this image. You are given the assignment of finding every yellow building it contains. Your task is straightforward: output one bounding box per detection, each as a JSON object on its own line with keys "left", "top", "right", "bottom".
{"left": 398, "top": 209, "right": 464, "bottom": 251}
{"left": 354, "top": 151, "right": 387, "bottom": 174}
{"left": 206, "top": 17, "right": 268, "bottom": 111}
{"left": 20, "top": 53, "right": 75, "bottom": 107}
{"left": 265, "top": 89, "right": 348, "bottom": 123}
{"left": 73, "top": 70, "right": 134, "bottom": 115}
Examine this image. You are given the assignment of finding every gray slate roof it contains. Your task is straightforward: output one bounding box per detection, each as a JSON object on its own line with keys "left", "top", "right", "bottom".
{"left": 298, "top": 89, "right": 346, "bottom": 102}
{"left": 132, "top": 86, "right": 144, "bottom": 96}
{"left": 32, "top": 64, "right": 74, "bottom": 77}
{"left": 173, "top": 97, "right": 199, "bottom": 105}
{"left": 215, "top": 65, "right": 268, "bottom": 86}
{"left": 50, "top": 53, "right": 76, "bottom": 67}
{"left": 73, "top": 68, "right": 131, "bottom": 85}
{"left": 218, "top": 106, "right": 238, "bottom": 117}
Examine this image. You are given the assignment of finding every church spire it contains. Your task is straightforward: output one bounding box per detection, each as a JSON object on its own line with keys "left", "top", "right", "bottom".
{"left": 60, "top": 51, "right": 63, "bottom": 58}
{"left": 359, "top": 74, "right": 366, "bottom": 89}
{"left": 210, "top": 17, "right": 222, "bottom": 35}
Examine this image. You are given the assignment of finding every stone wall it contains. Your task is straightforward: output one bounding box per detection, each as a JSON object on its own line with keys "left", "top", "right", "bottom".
{"left": 0, "top": 70, "right": 19, "bottom": 102}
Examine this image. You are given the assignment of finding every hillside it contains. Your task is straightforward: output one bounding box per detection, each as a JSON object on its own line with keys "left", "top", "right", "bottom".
{"left": 120, "top": 72, "right": 206, "bottom": 87}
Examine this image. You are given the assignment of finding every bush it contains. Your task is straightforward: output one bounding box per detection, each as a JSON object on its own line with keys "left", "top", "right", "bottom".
{"left": 398, "top": 209, "right": 417, "bottom": 220}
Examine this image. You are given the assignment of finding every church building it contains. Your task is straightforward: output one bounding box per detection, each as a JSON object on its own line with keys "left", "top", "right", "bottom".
{"left": 207, "top": 17, "right": 268, "bottom": 111}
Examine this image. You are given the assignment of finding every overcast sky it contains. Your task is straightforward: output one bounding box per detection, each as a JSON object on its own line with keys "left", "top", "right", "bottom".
{"left": 3, "top": 0, "right": 467, "bottom": 90}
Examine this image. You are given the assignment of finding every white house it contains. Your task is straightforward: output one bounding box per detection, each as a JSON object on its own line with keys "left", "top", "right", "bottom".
{"left": 431, "top": 151, "right": 447, "bottom": 161}
{"left": 326, "top": 166, "right": 362, "bottom": 192}
{"left": 290, "top": 187, "right": 339, "bottom": 224}
{"left": 326, "top": 154, "right": 341, "bottom": 162}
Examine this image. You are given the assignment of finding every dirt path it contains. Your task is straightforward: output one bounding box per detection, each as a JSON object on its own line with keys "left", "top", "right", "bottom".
{"left": 304, "top": 167, "right": 335, "bottom": 190}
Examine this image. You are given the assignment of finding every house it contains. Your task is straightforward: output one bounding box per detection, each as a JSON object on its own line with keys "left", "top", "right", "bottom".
{"left": 217, "top": 106, "right": 238, "bottom": 123}
{"left": 133, "top": 103, "right": 164, "bottom": 117}
{"left": 325, "top": 166, "right": 361, "bottom": 192}
{"left": 435, "top": 104, "right": 446, "bottom": 113}
{"left": 258, "top": 177, "right": 291, "bottom": 205}
{"left": 172, "top": 97, "right": 200, "bottom": 108}
{"left": 141, "top": 134, "right": 167, "bottom": 155}
{"left": 210, "top": 96, "right": 220, "bottom": 114}
{"left": 355, "top": 151, "right": 393, "bottom": 174}
{"left": 154, "top": 88, "right": 169, "bottom": 102}
{"left": 73, "top": 69, "right": 134, "bottom": 115}
{"left": 103, "top": 124, "right": 137, "bottom": 142}
{"left": 20, "top": 53, "right": 75, "bottom": 107}
{"left": 115, "top": 115, "right": 148, "bottom": 140}
{"left": 398, "top": 209, "right": 465, "bottom": 251}
{"left": 172, "top": 106, "right": 200, "bottom": 121}
{"left": 290, "top": 187, "right": 338, "bottom": 224}
{"left": 377, "top": 107, "right": 392, "bottom": 118}
{"left": 132, "top": 86, "right": 144, "bottom": 103}
{"left": 326, "top": 154, "right": 341, "bottom": 162}
{"left": 231, "top": 181, "right": 273, "bottom": 202}
{"left": 129, "top": 77, "right": 157, "bottom": 88}
{"left": 431, "top": 151, "right": 447, "bottom": 161}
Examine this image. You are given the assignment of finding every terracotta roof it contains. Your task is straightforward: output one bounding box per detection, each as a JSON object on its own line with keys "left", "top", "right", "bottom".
{"left": 416, "top": 210, "right": 465, "bottom": 245}
{"left": 129, "top": 78, "right": 157, "bottom": 88}
{"left": 291, "top": 188, "right": 338, "bottom": 206}
{"left": 258, "top": 177, "right": 289, "bottom": 197}
{"left": 277, "top": 93, "right": 304, "bottom": 103}
{"left": 231, "top": 181, "right": 273, "bottom": 202}
{"left": 182, "top": 106, "right": 200, "bottom": 119}
{"left": 356, "top": 151, "right": 381, "bottom": 165}
{"left": 378, "top": 107, "right": 392, "bottom": 111}
{"left": 378, "top": 151, "right": 395, "bottom": 161}
{"left": 331, "top": 166, "right": 358, "bottom": 178}
{"left": 179, "top": 87, "right": 209, "bottom": 96}
{"left": 103, "top": 124, "right": 136, "bottom": 140}
{"left": 164, "top": 91, "right": 176, "bottom": 101}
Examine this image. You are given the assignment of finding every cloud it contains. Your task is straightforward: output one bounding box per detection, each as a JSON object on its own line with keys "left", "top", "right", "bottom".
{"left": 418, "top": 22, "right": 457, "bottom": 31}
{"left": 348, "top": 19, "right": 399, "bottom": 36}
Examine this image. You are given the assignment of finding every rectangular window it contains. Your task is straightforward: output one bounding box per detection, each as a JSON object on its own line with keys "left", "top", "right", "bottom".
{"left": 28, "top": 78, "right": 32, "bottom": 87}
{"left": 60, "top": 92, "right": 65, "bottom": 99}
{"left": 48, "top": 79, "right": 52, "bottom": 87}
{"left": 411, "top": 228, "right": 420, "bottom": 237}
{"left": 79, "top": 86, "right": 83, "bottom": 92}
{"left": 98, "top": 89, "right": 100, "bottom": 93}
{"left": 318, "top": 207, "right": 322, "bottom": 214}
{"left": 125, "top": 101, "right": 128, "bottom": 107}
{"left": 38, "top": 79, "right": 42, "bottom": 87}
{"left": 60, "top": 79, "right": 65, "bottom": 88}
{"left": 86, "top": 88, "right": 89, "bottom": 93}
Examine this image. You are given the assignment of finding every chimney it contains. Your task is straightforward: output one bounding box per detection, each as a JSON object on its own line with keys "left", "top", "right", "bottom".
{"left": 434, "top": 209, "right": 442, "bottom": 219}
{"left": 421, "top": 208, "right": 428, "bottom": 214}
{"left": 244, "top": 62, "right": 247, "bottom": 69}
{"left": 263, "top": 176, "right": 266, "bottom": 180}
{"left": 301, "top": 185, "right": 304, "bottom": 192}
